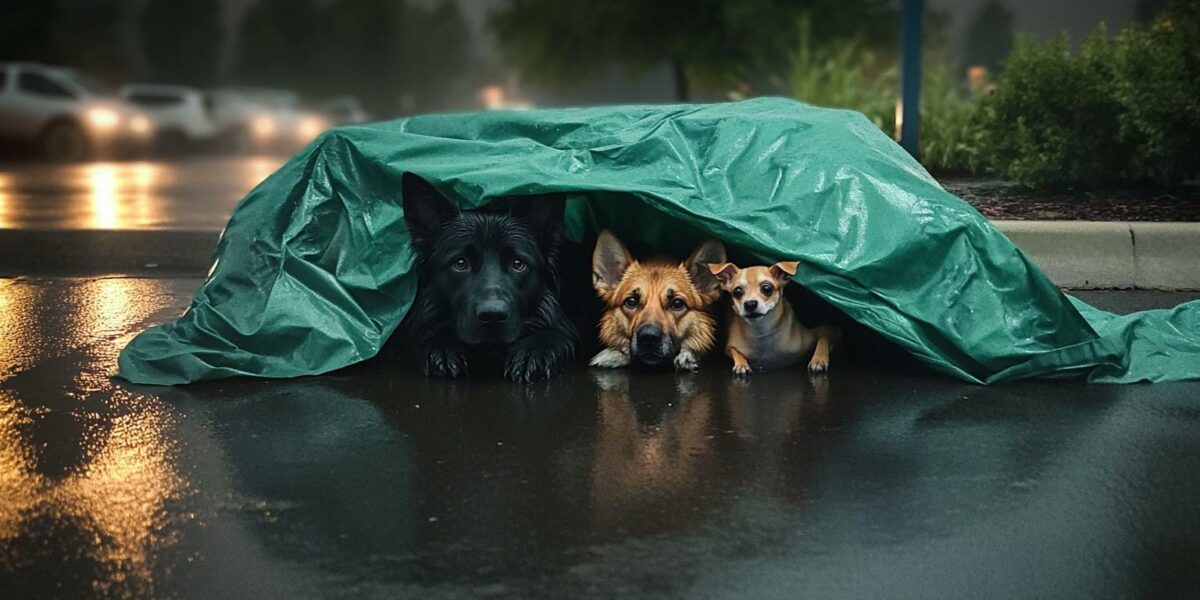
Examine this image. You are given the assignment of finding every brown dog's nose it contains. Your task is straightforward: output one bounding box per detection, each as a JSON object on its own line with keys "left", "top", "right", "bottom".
{"left": 744, "top": 300, "right": 759, "bottom": 312}
{"left": 635, "top": 324, "right": 664, "bottom": 348}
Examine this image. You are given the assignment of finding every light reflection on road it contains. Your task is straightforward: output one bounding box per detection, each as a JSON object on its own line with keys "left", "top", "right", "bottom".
{"left": 0, "top": 157, "right": 285, "bottom": 231}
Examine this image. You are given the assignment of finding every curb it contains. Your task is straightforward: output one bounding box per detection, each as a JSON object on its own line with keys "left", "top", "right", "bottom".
{"left": 1, "top": 222, "right": 1197, "bottom": 290}
{"left": 994, "top": 221, "right": 1200, "bottom": 290}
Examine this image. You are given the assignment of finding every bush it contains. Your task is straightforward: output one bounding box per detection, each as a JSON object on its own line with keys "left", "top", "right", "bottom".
{"left": 983, "top": 2, "right": 1200, "bottom": 187}
{"left": 781, "top": 18, "right": 985, "bottom": 175}
{"left": 1113, "top": 2, "right": 1200, "bottom": 184}
{"left": 981, "top": 27, "right": 1128, "bottom": 187}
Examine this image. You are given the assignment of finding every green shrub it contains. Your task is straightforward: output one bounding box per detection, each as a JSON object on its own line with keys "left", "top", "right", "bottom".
{"left": 981, "top": 27, "right": 1128, "bottom": 187}
{"left": 918, "top": 65, "right": 986, "bottom": 174}
{"left": 1113, "top": 2, "right": 1200, "bottom": 184}
{"left": 781, "top": 17, "right": 985, "bottom": 175}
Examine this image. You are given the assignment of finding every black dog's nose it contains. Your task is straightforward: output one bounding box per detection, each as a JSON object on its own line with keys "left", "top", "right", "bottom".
{"left": 476, "top": 300, "right": 510, "bottom": 324}
{"left": 635, "top": 324, "right": 664, "bottom": 348}
{"left": 744, "top": 300, "right": 759, "bottom": 312}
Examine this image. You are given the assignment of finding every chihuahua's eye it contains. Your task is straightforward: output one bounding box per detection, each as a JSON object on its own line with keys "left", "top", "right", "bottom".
{"left": 451, "top": 257, "right": 469, "bottom": 271}
{"left": 623, "top": 296, "right": 639, "bottom": 309}
{"left": 760, "top": 283, "right": 775, "bottom": 296}
{"left": 732, "top": 287, "right": 744, "bottom": 299}
{"left": 669, "top": 297, "right": 687, "bottom": 311}
{"left": 511, "top": 258, "right": 527, "bottom": 271}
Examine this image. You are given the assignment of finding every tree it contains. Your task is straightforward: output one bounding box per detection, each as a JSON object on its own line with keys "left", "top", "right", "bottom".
{"left": 489, "top": 0, "right": 899, "bottom": 102}
{"left": 140, "top": 0, "right": 224, "bottom": 86}
{"left": 0, "top": 0, "right": 61, "bottom": 62}
{"left": 963, "top": 1, "right": 1015, "bottom": 74}
{"left": 233, "top": 0, "right": 324, "bottom": 93}
{"left": 401, "top": 1, "right": 475, "bottom": 111}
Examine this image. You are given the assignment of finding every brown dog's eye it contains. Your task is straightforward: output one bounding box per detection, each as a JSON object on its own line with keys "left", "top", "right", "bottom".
{"left": 623, "top": 296, "right": 639, "bottom": 309}
{"left": 451, "top": 257, "right": 469, "bottom": 271}
{"left": 669, "top": 297, "right": 687, "bottom": 311}
{"left": 732, "top": 287, "right": 744, "bottom": 299}
{"left": 511, "top": 259, "right": 527, "bottom": 271}
{"left": 760, "top": 283, "right": 774, "bottom": 296}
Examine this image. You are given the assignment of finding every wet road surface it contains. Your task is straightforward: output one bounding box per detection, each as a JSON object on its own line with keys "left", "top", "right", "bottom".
{"left": 0, "top": 157, "right": 282, "bottom": 231}
{"left": 2, "top": 277, "right": 1199, "bottom": 599}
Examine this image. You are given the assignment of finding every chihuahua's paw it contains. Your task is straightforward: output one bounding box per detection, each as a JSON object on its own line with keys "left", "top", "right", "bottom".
{"left": 673, "top": 350, "right": 700, "bottom": 372}
{"left": 732, "top": 363, "right": 752, "bottom": 378}
{"left": 590, "top": 348, "right": 630, "bottom": 369}
{"left": 422, "top": 346, "right": 468, "bottom": 378}
{"left": 505, "top": 346, "right": 563, "bottom": 383}
{"left": 807, "top": 357, "right": 830, "bottom": 375}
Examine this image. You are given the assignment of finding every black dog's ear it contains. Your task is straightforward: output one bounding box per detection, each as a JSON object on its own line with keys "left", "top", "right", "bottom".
{"left": 402, "top": 173, "right": 459, "bottom": 246}
{"left": 509, "top": 194, "right": 566, "bottom": 238}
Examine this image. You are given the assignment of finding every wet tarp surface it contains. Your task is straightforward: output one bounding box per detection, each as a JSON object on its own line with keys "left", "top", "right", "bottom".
{"left": 117, "top": 98, "right": 1200, "bottom": 385}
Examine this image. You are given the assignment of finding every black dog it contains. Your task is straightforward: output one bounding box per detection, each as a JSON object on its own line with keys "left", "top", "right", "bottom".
{"left": 398, "top": 173, "right": 577, "bottom": 382}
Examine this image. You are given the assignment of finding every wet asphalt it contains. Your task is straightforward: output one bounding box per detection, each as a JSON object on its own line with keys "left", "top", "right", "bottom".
{"left": 1, "top": 277, "right": 1199, "bottom": 599}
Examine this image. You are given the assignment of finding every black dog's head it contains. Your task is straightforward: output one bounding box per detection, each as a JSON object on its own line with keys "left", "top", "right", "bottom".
{"left": 402, "top": 173, "right": 565, "bottom": 346}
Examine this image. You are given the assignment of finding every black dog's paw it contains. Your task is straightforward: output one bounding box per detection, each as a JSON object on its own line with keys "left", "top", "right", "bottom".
{"left": 422, "top": 345, "right": 468, "bottom": 378}
{"left": 505, "top": 346, "right": 565, "bottom": 383}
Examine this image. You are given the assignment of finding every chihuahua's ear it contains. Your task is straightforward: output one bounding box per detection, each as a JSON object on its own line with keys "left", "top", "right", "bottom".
{"left": 402, "top": 173, "right": 459, "bottom": 248}
{"left": 593, "top": 230, "right": 634, "bottom": 296}
{"left": 770, "top": 261, "right": 801, "bottom": 283}
{"left": 706, "top": 262, "right": 738, "bottom": 287}
{"left": 687, "top": 239, "right": 727, "bottom": 304}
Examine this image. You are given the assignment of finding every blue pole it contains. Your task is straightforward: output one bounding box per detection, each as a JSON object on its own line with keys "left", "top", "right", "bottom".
{"left": 900, "top": 0, "right": 923, "bottom": 158}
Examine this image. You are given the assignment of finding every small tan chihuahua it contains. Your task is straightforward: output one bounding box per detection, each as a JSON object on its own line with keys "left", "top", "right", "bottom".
{"left": 707, "top": 261, "right": 841, "bottom": 377}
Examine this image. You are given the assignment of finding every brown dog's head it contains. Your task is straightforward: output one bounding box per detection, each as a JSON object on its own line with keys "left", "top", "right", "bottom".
{"left": 592, "top": 230, "right": 726, "bottom": 366}
{"left": 707, "top": 261, "right": 799, "bottom": 320}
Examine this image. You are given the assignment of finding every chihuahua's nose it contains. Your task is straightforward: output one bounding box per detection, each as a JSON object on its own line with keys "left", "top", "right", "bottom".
{"left": 476, "top": 300, "right": 510, "bottom": 324}
{"left": 635, "top": 324, "right": 664, "bottom": 348}
{"left": 743, "top": 300, "right": 759, "bottom": 313}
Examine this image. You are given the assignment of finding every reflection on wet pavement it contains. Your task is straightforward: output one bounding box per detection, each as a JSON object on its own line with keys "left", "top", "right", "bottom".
{"left": 1, "top": 278, "right": 1199, "bottom": 598}
{"left": 0, "top": 157, "right": 282, "bottom": 230}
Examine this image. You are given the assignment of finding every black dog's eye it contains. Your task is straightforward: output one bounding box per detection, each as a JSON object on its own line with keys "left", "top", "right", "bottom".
{"left": 451, "top": 257, "right": 469, "bottom": 271}
{"left": 760, "top": 283, "right": 775, "bottom": 296}
{"left": 669, "top": 297, "right": 687, "bottom": 311}
{"left": 732, "top": 287, "right": 744, "bottom": 299}
{"left": 623, "top": 296, "right": 639, "bottom": 309}
{"left": 511, "top": 259, "right": 527, "bottom": 271}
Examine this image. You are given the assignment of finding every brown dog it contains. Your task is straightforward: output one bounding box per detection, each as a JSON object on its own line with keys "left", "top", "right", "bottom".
{"left": 707, "top": 261, "right": 840, "bottom": 377}
{"left": 590, "top": 230, "right": 726, "bottom": 371}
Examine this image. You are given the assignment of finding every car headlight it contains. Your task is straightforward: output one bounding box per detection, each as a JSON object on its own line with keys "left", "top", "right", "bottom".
{"left": 87, "top": 107, "right": 121, "bottom": 131}
{"left": 129, "top": 115, "right": 152, "bottom": 136}
{"left": 297, "top": 117, "right": 327, "bottom": 139}
{"left": 252, "top": 116, "right": 276, "bottom": 139}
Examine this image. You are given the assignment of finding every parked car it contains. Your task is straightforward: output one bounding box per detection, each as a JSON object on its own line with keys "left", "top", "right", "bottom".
{"left": 208, "top": 87, "right": 329, "bottom": 153}
{"left": 319, "top": 96, "right": 372, "bottom": 126}
{"left": 120, "top": 83, "right": 218, "bottom": 153}
{"left": 0, "top": 62, "right": 153, "bottom": 161}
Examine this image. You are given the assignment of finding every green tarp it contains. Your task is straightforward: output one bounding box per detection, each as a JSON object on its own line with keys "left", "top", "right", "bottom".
{"left": 117, "top": 98, "right": 1200, "bottom": 385}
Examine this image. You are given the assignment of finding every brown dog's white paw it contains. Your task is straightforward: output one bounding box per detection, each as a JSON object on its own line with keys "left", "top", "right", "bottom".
{"left": 732, "top": 363, "right": 752, "bottom": 378}
{"left": 807, "top": 357, "right": 829, "bottom": 375}
{"left": 673, "top": 350, "right": 700, "bottom": 372}
{"left": 590, "top": 348, "right": 631, "bottom": 369}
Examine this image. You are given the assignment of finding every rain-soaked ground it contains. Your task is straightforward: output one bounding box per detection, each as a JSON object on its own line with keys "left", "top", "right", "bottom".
{"left": 1, "top": 276, "right": 1199, "bottom": 599}
{"left": 0, "top": 157, "right": 283, "bottom": 230}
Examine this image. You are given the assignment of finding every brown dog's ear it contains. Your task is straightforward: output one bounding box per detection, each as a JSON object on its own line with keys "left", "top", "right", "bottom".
{"left": 770, "top": 261, "right": 801, "bottom": 283}
{"left": 706, "top": 262, "right": 738, "bottom": 287}
{"left": 592, "top": 230, "right": 633, "bottom": 296}
{"left": 402, "top": 173, "right": 459, "bottom": 248}
{"left": 686, "top": 239, "right": 727, "bottom": 304}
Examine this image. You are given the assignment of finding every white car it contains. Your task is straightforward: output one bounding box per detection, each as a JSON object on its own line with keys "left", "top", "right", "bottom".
{"left": 0, "top": 62, "right": 153, "bottom": 161}
{"left": 120, "top": 83, "right": 218, "bottom": 151}
{"left": 208, "top": 87, "right": 329, "bottom": 153}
